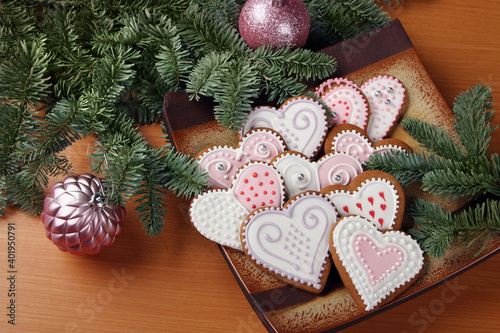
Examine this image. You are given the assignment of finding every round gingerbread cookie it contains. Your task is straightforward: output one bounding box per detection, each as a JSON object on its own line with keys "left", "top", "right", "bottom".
{"left": 329, "top": 215, "right": 424, "bottom": 311}
{"left": 241, "top": 191, "right": 337, "bottom": 294}
{"left": 361, "top": 75, "right": 408, "bottom": 142}
{"left": 241, "top": 95, "right": 329, "bottom": 159}
{"left": 197, "top": 128, "right": 286, "bottom": 188}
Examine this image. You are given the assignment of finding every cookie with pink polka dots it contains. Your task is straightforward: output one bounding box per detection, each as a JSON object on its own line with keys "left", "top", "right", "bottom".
{"left": 324, "top": 124, "right": 411, "bottom": 165}
{"left": 361, "top": 75, "right": 408, "bottom": 142}
{"left": 329, "top": 215, "right": 424, "bottom": 311}
{"left": 189, "top": 161, "right": 285, "bottom": 250}
{"left": 317, "top": 81, "right": 370, "bottom": 129}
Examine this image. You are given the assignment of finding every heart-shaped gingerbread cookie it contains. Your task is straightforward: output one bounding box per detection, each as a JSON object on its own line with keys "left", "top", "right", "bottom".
{"left": 190, "top": 162, "right": 285, "bottom": 250}
{"left": 361, "top": 75, "right": 407, "bottom": 142}
{"left": 330, "top": 215, "right": 424, "bottom": 311}
{"left": 324, "top": 124, "right": 411, "bottom": 164}
{"left": 197, "top": 128, "right": 286, "bottom": 188}
{"left": 272, "top": 151, "right": 363, "bottom": 199}
{"left": 321, "top": 170, "right": 405, "bottom": 230}
{"left": 319, "top": 82, "right": 370, "bottom": 129}
{"left": 241, "top": 96, "right": 328, "bottom": 158}
{"left": 241, "top": 191, "right": 337, "bottom": 293}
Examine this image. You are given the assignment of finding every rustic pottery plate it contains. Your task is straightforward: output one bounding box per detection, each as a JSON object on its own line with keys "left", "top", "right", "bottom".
{"left": 162, "top": 20, "right": 500, "bottom": 333}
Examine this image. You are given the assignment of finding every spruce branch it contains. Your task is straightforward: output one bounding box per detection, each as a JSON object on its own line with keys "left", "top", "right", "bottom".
{"left": 409, "top": 199, "right": 500, "bottom": 258}
{"left": 308, "top": 0, "right": 390, "bottom": 40}
{"left": 453, "top": 84, "right": 497, "bottom": 157}
{"left": 212, "top": 59, "right": 261, "bottom": 130}
{"left": 368, "top": 85, "right": 499, "bottom": 258}
{"left": 401, "top": 117, "right": 466, "bottom": 160}
{"left": 160, "top": 150, "right": 209, "bottom": 199}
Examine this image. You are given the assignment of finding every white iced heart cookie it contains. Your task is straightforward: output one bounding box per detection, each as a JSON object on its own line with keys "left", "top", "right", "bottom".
{"left": 330, "top": 215, "right": 424, "bottom": 311}
{"left": 197, "top": 128, "right": 286, "bottom": 188}
{"left": 361, "top": 75, "right": 407, "bottom": 142}
{"left": 325, "top": 124, "right": 411, "bottom": 164}
{"left": 272, "top": 151, "right": 363, "bottom": 199}
{"left": 189, "top": 162, "right": 285, "bottom": 250}
{"left": 241, "top": 192, "right": 337, "bottom": 293}
{"left": 321, "top": 170, "right": 405, "bottom": 230}
{"left": 241, "top": 95, "right": 328, "bottom": 158}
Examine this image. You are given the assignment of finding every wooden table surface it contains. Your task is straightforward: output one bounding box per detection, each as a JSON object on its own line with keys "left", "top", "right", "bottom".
{"left": 2, "top": 1, "right": 500, "bottom": 332}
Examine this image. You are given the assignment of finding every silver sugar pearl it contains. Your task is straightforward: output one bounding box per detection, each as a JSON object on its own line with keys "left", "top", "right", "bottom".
{"left": 216, "top": 163, "right": 225, "bottom": 171}
{"left": 384, "top": 99, "right": 391, "bottom": 104}
{"left": 258, "top": 144, "right": 267, "bottom": 152}
{"left": 297, "top": 173, "right": 305, "bottom": 181}
{"left": 334, "top": 174, "right": 342, "bottom": 181}
{"left": 374, "top": 90, "right": 382, "bottom": 97}
{"left": 386, "top": 87, "right": 394, "bottom": 93}
{"left": 331, "top": 111, "right": 337, "bottom": 119}
{"left": 361, "top": 161, "right": 368, "bottom": 169}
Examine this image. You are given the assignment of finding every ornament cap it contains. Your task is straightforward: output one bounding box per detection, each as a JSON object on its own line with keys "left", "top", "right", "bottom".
{"left": 89, "top": 192, "right": 108, "bottom": 208}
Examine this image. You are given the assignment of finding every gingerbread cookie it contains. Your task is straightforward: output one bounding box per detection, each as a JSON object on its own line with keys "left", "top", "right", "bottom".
{"left": 320, "top": 170, "right": 405, "bottom": 231}
{"left": 197, "top": 128, "right": 286, "bottom": 188}
{"left": 272, "top": 151, "right": 363, "bottom": 199}
{"left": 241, "top": 95, "right": 329, "bottom": 158}
{"left": 361, "top": 75, "right": 408, "bottom": 142}
{"left": 314, "top": 77, "right": 358, "bottom": 98}
{"left": 241, "top": 191, "right": 337, "bottom": 293}
{"left": 318, "top": 80, "right": 370, "bottom": 129}
{"left": 330, "top": 215, "right": 424, "bottom": 311}
{"left": 324, "top": 124, "right": 411, "bottom": 165}
{"left": 190, "top": 161, "right": 285, "bottom": 250}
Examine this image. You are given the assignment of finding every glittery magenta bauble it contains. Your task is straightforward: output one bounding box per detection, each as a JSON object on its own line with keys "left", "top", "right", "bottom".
{"left": 239, "top": 0, "right": 310, "bottom": 50}
{"left": 41, "top": 174, "right": 125, "bottom": 255}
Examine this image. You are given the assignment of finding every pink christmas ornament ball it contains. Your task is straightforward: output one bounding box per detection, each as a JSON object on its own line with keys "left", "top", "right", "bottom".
{"left": 239, "top": 0, "right": 310, "bottom": 50}
{"left": 41, "top": 173, "right": 125, "bottom": 255}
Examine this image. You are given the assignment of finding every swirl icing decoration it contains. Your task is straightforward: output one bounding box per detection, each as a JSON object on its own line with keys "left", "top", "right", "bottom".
{"left": 272, "top": 151, "right": 363, "bottom": 199}
{"left": 320, "top": 83, "right": 370, "bottom": 129}
{"left": 321, "top": 170, "right": 405, "bottom": 231}
{"left": 241, "top": 96, "right": 328, "bottom": 158}
{"left": 361, "top": 75, "right": 407, "bottom": 142}
{"left": 241, "top": 192, "right": 337, "bottom": 293}
{"left": 330, "top": 215, "right": 424, "bottom": 311}
{"left": 324, "top": 124, "right": 411, "bottom": 164}
{"left": 197, "top": 128, "right": 286, "bottom": 188}
{"left": 189, "top": 162, "right": 285, "bottom": 250}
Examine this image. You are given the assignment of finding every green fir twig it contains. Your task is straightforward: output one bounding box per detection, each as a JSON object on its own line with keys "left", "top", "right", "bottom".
{"left": 367, "top": 84, "right": 500, "bottom": 257}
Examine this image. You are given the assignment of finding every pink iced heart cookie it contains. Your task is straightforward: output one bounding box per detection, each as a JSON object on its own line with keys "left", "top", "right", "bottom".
{"left": 241, "top": 192, "right": 337, "bottom": 293}
{"left": 320, "top": 83, "right": 370, "bottom": 129}
{"left": 361, "top": 75, "right": 408, "bottom": 142}
{"left": 271, "top": 151, "right": 363, "bottom": 199}
{"left": 314, "top": 77, "right": 357, "bottom": 98}
{"left": 329, "top": 215, "right": 424, "bottom": 311}
{"left": 321, "top": 170, "right": 405, "bottom": 230}
{"left": 324, "top": 124, "right": 411, "bottom": 164}
{"left": 197, "top": 128, "right": 286, "bottom": 188}
{"left": 190, "top": 162, "right": 285, "bottom": 250}
{"left": 241, "top": 95, "right": 328, "bottom": 158}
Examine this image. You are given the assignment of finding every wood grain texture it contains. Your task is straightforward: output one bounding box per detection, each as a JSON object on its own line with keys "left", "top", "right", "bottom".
{"left": 1, "top": 1, "right": 500, "bottom": 332}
